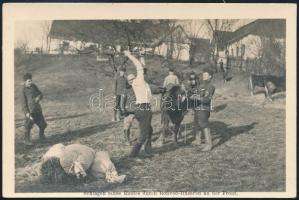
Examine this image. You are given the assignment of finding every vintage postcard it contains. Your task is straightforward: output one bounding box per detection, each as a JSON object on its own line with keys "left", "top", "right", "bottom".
{"left": 2, "top": 3, "right": 297, "bottom": 198}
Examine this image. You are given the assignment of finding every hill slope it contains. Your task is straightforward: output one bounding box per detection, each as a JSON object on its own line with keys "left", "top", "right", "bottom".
{"left": 14, "top": 54, "right": 285, "bottom": 192}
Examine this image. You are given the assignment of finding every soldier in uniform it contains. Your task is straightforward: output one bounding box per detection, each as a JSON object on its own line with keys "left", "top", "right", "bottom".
{"left": 21, "top": 73, "right": 47, "bottom": 146}
{"left": 113, "top": 67, "right": 127, "bottom": 121}
{"left": 187, "top": 69, "right": 215, "bottom": 151}
{"left": 123, "top": 50, "right": 153, "bottom": 158}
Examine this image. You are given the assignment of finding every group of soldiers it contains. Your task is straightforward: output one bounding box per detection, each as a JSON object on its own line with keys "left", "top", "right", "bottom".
{"left": 113, "top": 51, "right": 216, "bottom": 157}
{"left": 21, "top": 50, "right": 215, "bottom": 158}
{"left": 20, "top": 50, "right": 216, "bottom": 184}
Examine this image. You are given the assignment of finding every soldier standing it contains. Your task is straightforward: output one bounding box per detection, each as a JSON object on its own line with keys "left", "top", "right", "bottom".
{"left": 187, "top": 69, "right": 215, "bottom": 151}
{"left": 22, "top": 73, "right": 47, "bottom": 146}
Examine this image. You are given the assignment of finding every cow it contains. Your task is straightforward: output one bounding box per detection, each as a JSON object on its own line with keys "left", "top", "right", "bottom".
{"left": 248, "top": 74, "right": 286, "bottom": 100}
{"left": 158, "top": 84, "right": 188, "bottom": 145}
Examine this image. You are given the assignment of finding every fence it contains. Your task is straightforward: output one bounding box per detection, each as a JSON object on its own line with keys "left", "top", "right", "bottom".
{"left": 227, "top": 57, "right": 285, "bottom": 76}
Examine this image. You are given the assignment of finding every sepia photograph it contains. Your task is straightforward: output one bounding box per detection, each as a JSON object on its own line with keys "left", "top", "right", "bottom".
{"left": 3, "top": 3, "right": 296, "bottom": 198}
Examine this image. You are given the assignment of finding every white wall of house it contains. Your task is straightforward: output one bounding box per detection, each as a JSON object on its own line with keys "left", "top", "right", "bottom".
{"left": 227, "top": 34, "right": 262, "bottom": 59}
{"left": 226, "top": 34, "right": 285, "bottom": 60}
{"left": 48, "top": 38, "right": 62, "bottom": 54}
{"left": 48, "top": 38, "right": 98, "bottom": 54}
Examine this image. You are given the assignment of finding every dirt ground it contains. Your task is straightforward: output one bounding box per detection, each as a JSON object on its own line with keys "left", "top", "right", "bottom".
{"left": 14, "top": 55, "right": 285, "bottom": 192}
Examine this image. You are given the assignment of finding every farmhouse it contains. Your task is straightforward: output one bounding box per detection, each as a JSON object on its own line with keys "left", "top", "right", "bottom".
{"left": 48, "top": 20, "right": 109, "bottom": 55}
{"left": 224, "top": 19, "right": 286, "bottom": 60}
{"left": 48, "top": 20, "right": 171, "bottom": 55}
{"left": 215, "top": 19, "right": 286, "bottom": 64}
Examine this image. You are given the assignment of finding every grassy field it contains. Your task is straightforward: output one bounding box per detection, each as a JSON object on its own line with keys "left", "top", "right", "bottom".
{"left": 14, "top": 54, "right": 285, "bottom": 192}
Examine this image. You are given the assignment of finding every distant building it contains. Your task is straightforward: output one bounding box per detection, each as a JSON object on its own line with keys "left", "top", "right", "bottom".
{"left": 48, "top": 20, "right": 118, "bottom": 55}
{"left": 48, "top": 20, "right": 212, "bottom": 63}
{"left": 214, "top": 19, "right": 286, "bottom": 65}
{"left": 225, "top": 19, "right": 285, "bottom": 59}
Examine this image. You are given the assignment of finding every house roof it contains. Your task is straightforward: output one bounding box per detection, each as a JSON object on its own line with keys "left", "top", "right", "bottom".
{"left": 214, "top": 31, "right": 233, "bottom": 42}
{"left": 225, "top": 19, "right": 286, "bottom": 44}
{"left": 213, "top": 30, "right": 233, "bottom": 50}
{"left": 50, "top": 20, "right": 121, "bottom": 43}
{"left": 49, "top": 20, "right": 170, "bottom": 46}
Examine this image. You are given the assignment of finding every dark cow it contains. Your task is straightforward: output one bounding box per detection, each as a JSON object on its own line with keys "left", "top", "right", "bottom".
{"left": 159, "top": 84, "right": 188, "bottom": 145}
{"left": 248, "top": 74, "right": 286, "bottom": 100}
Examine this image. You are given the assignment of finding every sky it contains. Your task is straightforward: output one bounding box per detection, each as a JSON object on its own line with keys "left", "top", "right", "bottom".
{"left": 14, "top": 20, "right": 53, "bottom": 50}
{"left": 14, "top": 19, "right": 255, "bottom": 50}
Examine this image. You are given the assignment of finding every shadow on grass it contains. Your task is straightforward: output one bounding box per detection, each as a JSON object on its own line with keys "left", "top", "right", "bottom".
{"left": 212, "top": 103, "right": 227, "bottom": 113}
{"left": 252, "top": 89, "right": 266, "bottom": 96}
{"left": 45, "top": 113, "right": 90, "bottom": 122}
{"left": 210, "top": 121, "right": 258, "bottom": 149}
{"left": 271, "top": 92, "right": 286, "bottom": 101}
{"left": 161, "top": 121, "right": 258, "bottom": 152}
{"left": 15, "top": 121, "right": 116, "bottom": 154}
{"left": 15, "top": 112, "right": 90, "bottom": 128}
{"left": 153, "top": 139, "right": 194, "bottom": 156}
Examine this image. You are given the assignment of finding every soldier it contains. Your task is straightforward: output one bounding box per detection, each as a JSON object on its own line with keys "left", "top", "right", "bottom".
{"left": 187, "top": 69, "right": 215, "bottom": 151}
{"left": 163, "top": 67, "right": 180, "bottom": 88}
{"left": 21, "top": 73, "right": 47, "bottom": 146}
{"left": 122, "top": 79, "right": 136, "bottom": 146}
{"left": 124, "top": 50, "right": 153, "bottom": 158}
{"left": 219, "top": 59, "right": 224, "bottom": 73}
{"left": 113, "top": 67, "right": 127, "bottom": 122}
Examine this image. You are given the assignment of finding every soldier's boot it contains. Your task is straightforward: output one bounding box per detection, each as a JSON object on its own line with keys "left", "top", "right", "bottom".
{"left": 202, "top": 128, "right": 213, "bottom": 152}
{"left": 115, "top": 110, "right": 121, "bottom": 122}
{"left": 177, "top": 130, "right": 183, "bottom": 139}
{"left": 39, "top": 128, "right": 46, "bottom": 141}
{"left": 173, "top": 125, "right": 180, "bottom": 144}
{"left": 193, "top": 130, "right": 202, "bottom": 145}
{"left": 157, "top": 127, "right": 166, "bottom": 146}
{"left": 24, "top": 130, "right": 33, "bottom": 146}
{"left": 157, "top": 134, "right": 165, "bottom": 147}
{"left": 144, "top": 139, "right": 153, "bottom": 156}
{"left": 112, "top": 110, "right": 117, "bottom": 122}
{"left": 129, "top": 143, "right": 143, "bottom": 158}
{"left": 123, "top": 129, "right": 132, "bottom": 145}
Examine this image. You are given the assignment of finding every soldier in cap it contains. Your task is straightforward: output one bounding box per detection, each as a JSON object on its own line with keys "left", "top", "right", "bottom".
{"left": 113, "top": 67, "right": 127, "bottom": 122}
{"left": 187, "top": 69, "right": 215, "bottom": 151}
{"left": 123, "top": 50, "right": 153, "bottom": 158}
{"left": 21, "top": 73, "right": 47, "bottom": 146}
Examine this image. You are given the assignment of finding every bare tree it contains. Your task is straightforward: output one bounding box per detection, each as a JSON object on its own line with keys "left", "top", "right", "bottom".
{"left": 243, "top": 36, "right": 285, "bottom": 75}
{"left": 41, "top": 20, "right": 52, "bottom": 53}
{"left": 204, "top": 19, "right": 237, "bottom": 63}
{"left": 15, "top": 37, "right": 30, "bottom": 53}
{"left": 181, "top": 20, "right": 207, "bottom": 65}
{"left": 181, "top": 20, "right": 206, "bottom": 39}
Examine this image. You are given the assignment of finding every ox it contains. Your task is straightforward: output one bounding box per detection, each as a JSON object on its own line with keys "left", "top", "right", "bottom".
{"left": 248, "top": 74, "right": 286, "bottom": 100}
{"left": 158, "top": 84, "right": 189, "bottom": 145}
